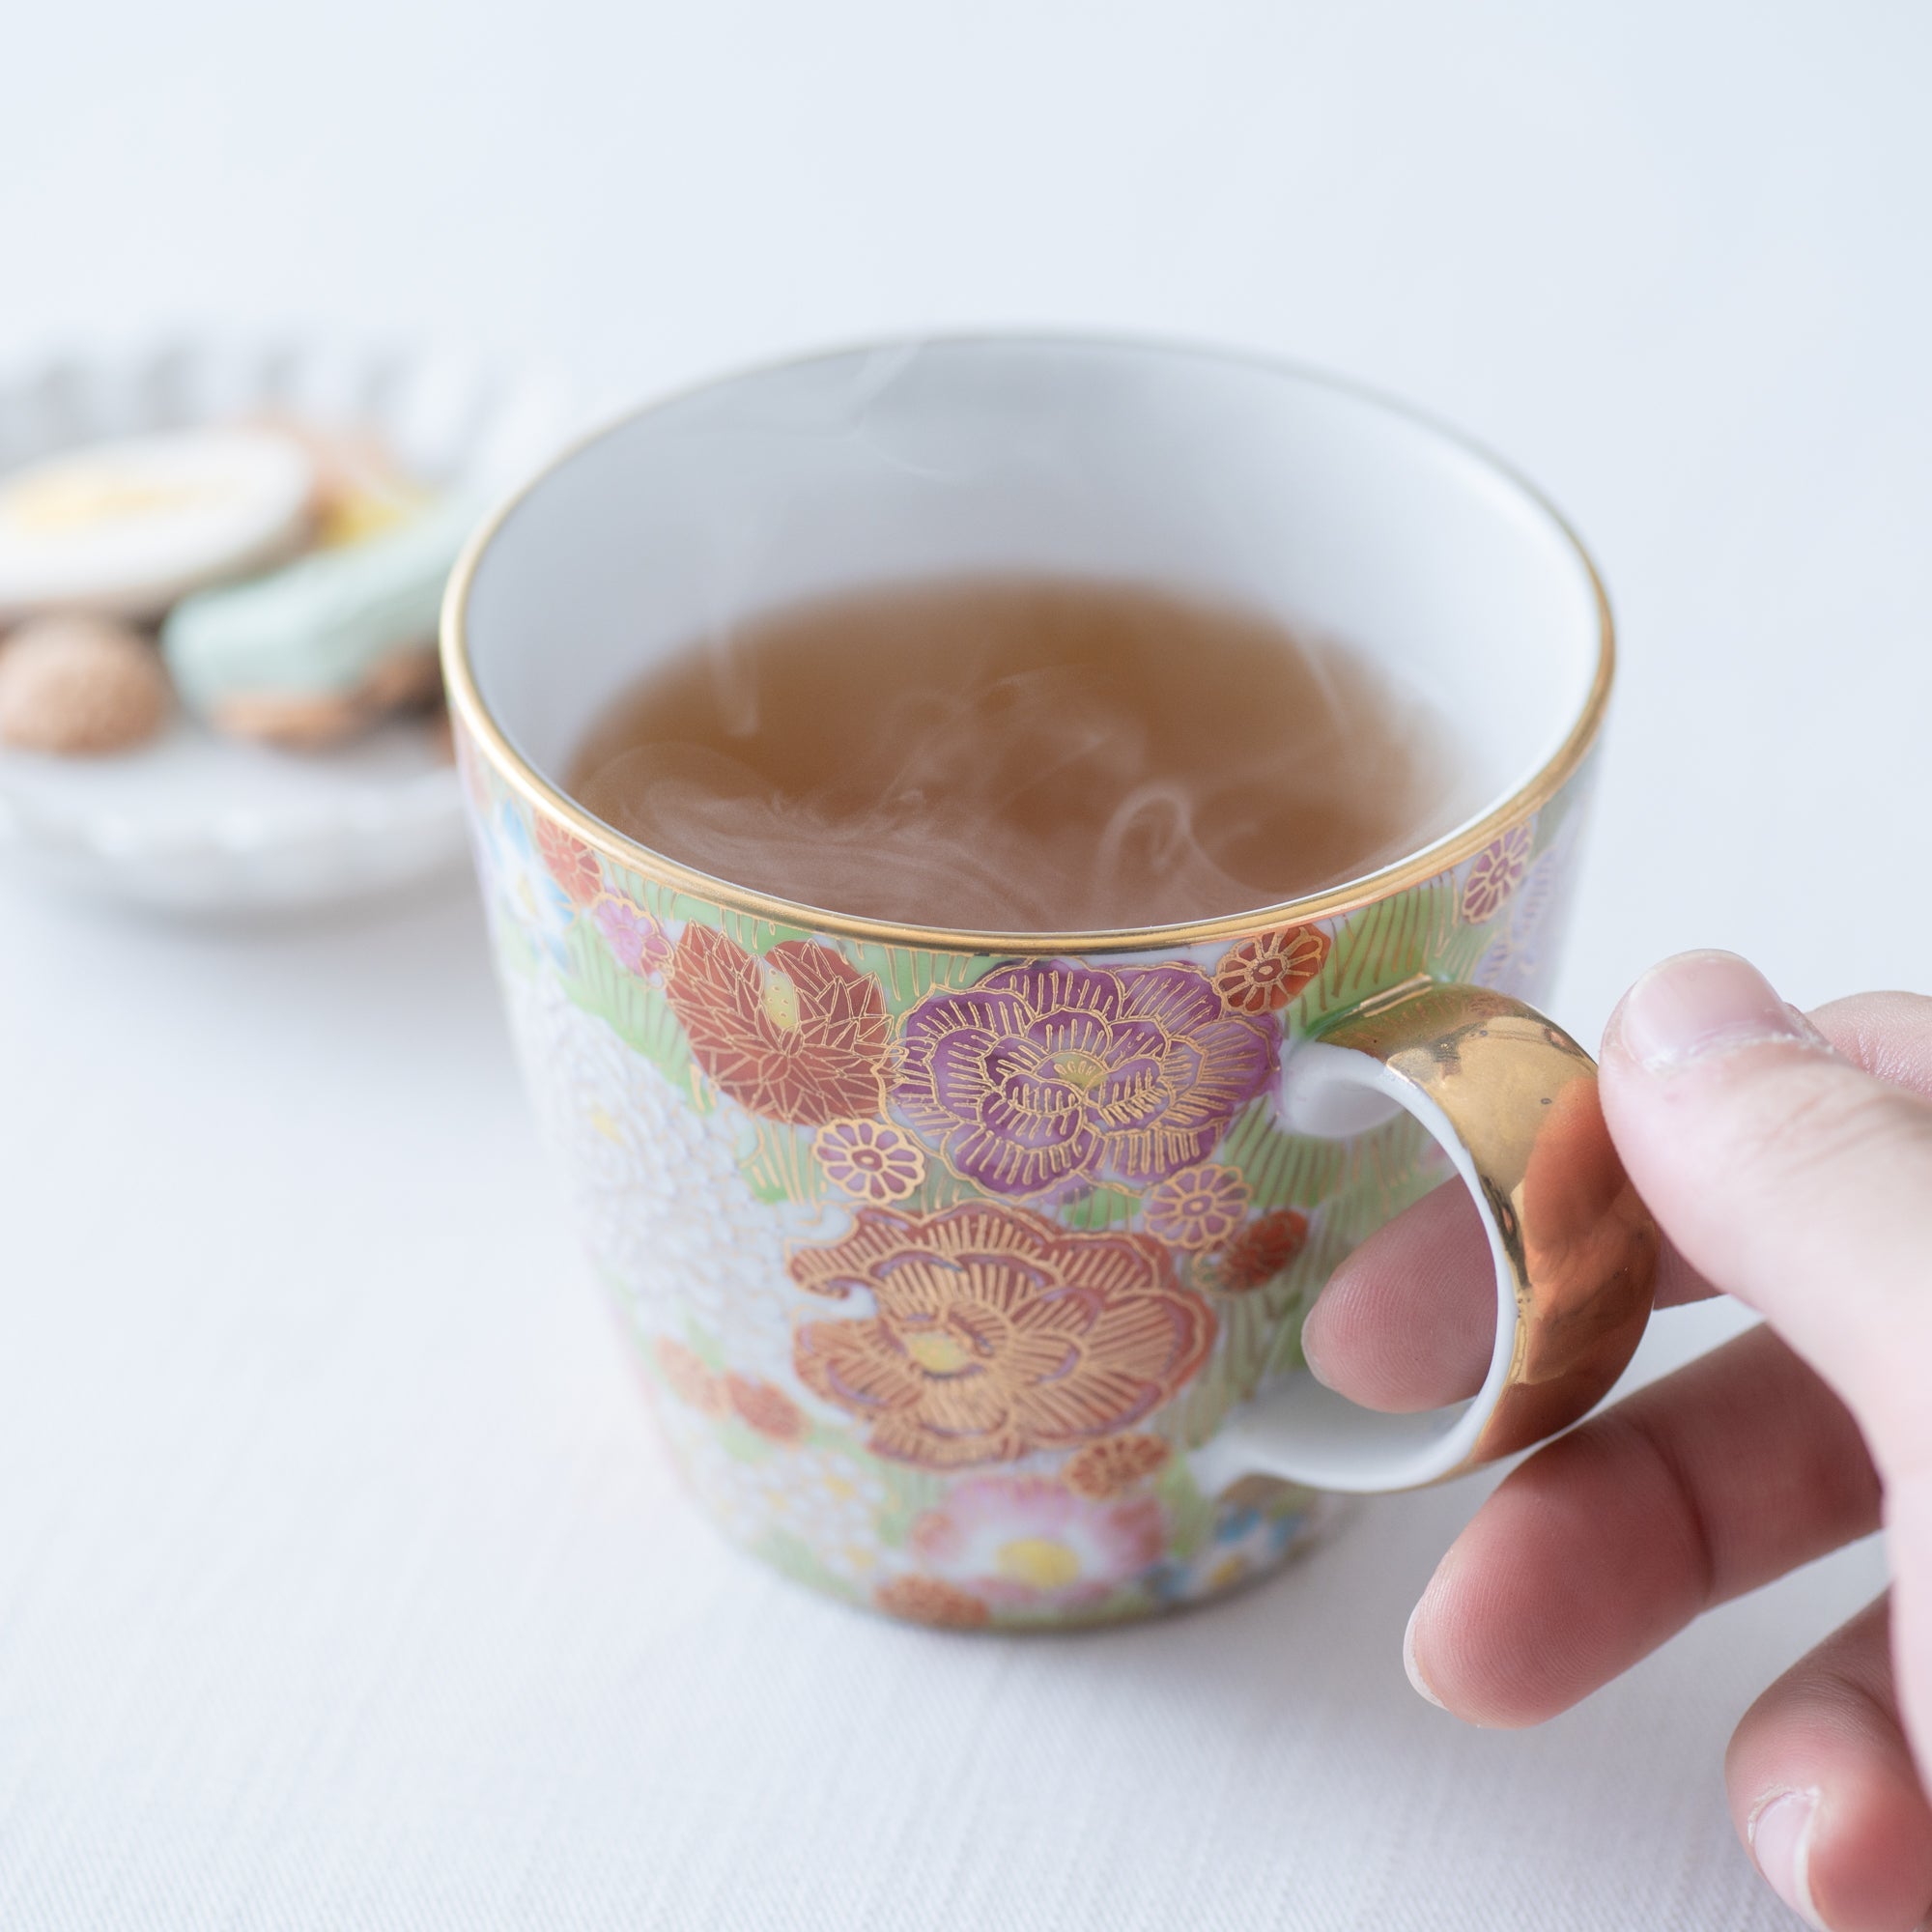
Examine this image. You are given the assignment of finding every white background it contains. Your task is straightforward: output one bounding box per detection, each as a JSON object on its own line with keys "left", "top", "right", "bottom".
{"left": 3, "top": 2, "right": 1923, "bottom": 1924}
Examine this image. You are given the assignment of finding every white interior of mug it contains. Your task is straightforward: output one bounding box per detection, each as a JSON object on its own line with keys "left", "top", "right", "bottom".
{"left": 460, "top": 335, "right": 1605, "bottom": 925}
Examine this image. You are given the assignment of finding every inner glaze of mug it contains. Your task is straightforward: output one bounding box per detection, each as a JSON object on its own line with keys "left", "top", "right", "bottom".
{"left": 458, "top": 336, "right": 1606, "bottom": 933}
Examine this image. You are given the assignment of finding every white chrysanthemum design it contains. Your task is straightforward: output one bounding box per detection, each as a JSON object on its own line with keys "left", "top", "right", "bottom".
{"left": 654, "top": 1395, "right": 891, "bottom": 1591}
{"left": 504, "top": 974, "right": 800, "bottom": 1376}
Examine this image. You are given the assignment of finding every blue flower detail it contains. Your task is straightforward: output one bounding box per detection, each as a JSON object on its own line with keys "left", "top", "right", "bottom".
{"left": 484, "top": 803, "right": 576, "bottom": 966}
{"left": 1214, "top": 1504, "right": 1262, "bottom": 1546}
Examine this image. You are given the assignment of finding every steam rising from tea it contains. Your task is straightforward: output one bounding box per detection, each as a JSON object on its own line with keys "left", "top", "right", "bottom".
{"left": 568, "top": 578, "right": 1473, "bottom": 929}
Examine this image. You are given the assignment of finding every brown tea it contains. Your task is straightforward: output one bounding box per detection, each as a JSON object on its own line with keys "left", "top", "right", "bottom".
{"left": 568, "top": 577, "right": 1472, "bottom": 930}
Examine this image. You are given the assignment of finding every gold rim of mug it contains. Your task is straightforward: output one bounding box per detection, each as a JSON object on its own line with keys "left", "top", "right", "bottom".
{"left": 440, "top": 331, "right": 1615, "bottom": 955}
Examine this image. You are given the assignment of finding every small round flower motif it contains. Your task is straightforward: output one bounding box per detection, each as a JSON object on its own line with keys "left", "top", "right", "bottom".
{"left": 1213, "top": 923, "right": 1332, "bottom": 1015}
{"left": 655, "top": 1337, "right": 727, "bottom": 1415}
{"left": 874, "top": 1576, "right": 992, "bottom": 1629}
{"left": 592, "top": 893, "right": 671, "bottom": 978}
{"left": 815, "top": 1119, "right": 926, "bottom": 1203}
{"left": 1064, "top": 1434, "right": 1172, "bottom": 1499}
{"left": 725, "top": 1373, "right": 808, "bottom": 1445}
{"left": 1144, "top": 1163, "right": 1250, "bottom": 1251}
{"left": 1203, "top": 1208, "right": 1310, "bottom": 1293}
{"left": 535, "top": 815, "right": 605, "bottom": 907}
{"left": 1460, "top": 825, "right": 1533, "bottom": 923}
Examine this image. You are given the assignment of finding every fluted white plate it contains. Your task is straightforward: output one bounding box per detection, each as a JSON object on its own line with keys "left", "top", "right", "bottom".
{"left": 0, "top": 339, "right": 581, "bottom": 913}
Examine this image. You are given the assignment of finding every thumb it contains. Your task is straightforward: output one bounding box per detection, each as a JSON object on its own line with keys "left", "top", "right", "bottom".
{"left": 1602, "top": 950, "right": 1932, "bottom": 1790}
{"left": 1602, "top": 950, "right": 1932, "bottom": 1488}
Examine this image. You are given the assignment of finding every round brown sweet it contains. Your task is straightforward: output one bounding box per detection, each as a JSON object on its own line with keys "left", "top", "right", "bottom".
{"left": 0, "top": 614, "right": 172, "bottom": 754}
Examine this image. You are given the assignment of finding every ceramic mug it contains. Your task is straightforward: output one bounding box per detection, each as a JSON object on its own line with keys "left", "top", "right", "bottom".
{"left": 442, "top": 336, "right": 1657, "bottom": 1630}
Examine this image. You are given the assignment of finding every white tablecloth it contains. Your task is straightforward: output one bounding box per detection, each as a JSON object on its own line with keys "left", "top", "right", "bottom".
{"left": 2, "top": 2, "right": 1920, "bottom": 1923}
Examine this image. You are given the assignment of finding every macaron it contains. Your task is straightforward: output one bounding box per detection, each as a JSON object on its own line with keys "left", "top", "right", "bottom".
{"left": 0, "top": 613, "right": 173, "bottom": 754}
{"left": 243, "top": 413, "right": 435, "bottom": 548}
{"left": 0, "top": 428, "right": 316, "bottom": 621}
{"left": 162, "top": 494, "right": 476, "bottom": 747}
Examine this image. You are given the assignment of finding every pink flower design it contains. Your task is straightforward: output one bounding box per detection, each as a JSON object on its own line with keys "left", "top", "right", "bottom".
{"left": 896, "top": 960, "right": 1277, "bottom": 1200}
{"left": 1143, "top": 1163, "right": 1251, "bottom": 1250}
{"left": 1460, "top": 826, "right": 1533, "bottom": 923}
{"left": 815, "top": 1119, "right": 926, "bottom": 1203}
{"left": 909, "top": 1475, "right": 1166, "bottom": 1609}
{"left": 592, "top": 893, "right": 671, "bottom": 977}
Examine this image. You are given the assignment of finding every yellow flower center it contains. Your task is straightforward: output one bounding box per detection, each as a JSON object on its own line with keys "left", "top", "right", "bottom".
{"left": 996, "top": 1537, "right": 1082, "bottom": 1591}
{"left": 760, "top": 970, "right": 801, "bottom": 1031}
{"left": 1207, "top": 1553, "right": 1248, "bottom": 1592}
{"left": 905, "top": 1329, "right": 975, "bottom": 1375}
{"left": 587, "top": 1105, "right": 623, "bottom": 1143}
{"left": 1051, "top": 1049, "right": 1110, "bottom": 1093}
{"left": 7, "top": 473, "right": 216, "bottom": 531}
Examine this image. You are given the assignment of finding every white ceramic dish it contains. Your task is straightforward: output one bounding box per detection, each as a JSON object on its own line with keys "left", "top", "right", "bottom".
{"left": 0, "top": 339, "right": 580, "bottom": 913}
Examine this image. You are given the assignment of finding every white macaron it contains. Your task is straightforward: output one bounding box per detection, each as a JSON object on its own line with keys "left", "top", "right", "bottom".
{"left": 0, "top": 428, "right": 316, "bottom": 620}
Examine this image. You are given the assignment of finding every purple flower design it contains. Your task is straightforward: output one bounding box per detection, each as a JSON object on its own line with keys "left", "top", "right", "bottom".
{"left": 895, "top": 960, "right": 1279, "bottom": 1200}
{"left": 592, "top": 893, "right": 671, "bottom": 978}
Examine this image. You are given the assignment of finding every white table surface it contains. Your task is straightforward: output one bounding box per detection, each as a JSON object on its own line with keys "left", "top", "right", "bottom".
{"left": 2, "top": 3, "right": 1921, "bottom": 1924}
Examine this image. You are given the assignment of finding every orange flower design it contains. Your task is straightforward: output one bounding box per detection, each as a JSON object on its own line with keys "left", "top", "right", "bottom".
{"left": 874, "top": 1576, "right": 991, "bottom": 1629}
{"left": 724, "top": 1373, "right": 808, "bottom": 1444}
{"left": 654, "top": 1336, "right": 727, "bottom": 1414}
{"left": 789, "top": 1203, "right": 1215, "bottom": 1469}
{"left": 1203, "top": 1208, "right": 1310, "bottom": 1293}
{"left": 667, "top": 924, "right": 891, "bottom": 1124}
{"left": 816, "top": 1119, "right": 925, "bottom": 1203}
{"left": 1064, "top": 1433, "right": 1172, "bottom": 1499}
{"left": 1460, "top": 826, "right": 1533, "bottom": 923}
{"left": 1214, "top": 923, "right": 1331, "bottom": 1014}
{"left": 1144, "top": 1163, "right": 1250, "bottom": 1250}
{"left": 535, "top": 815, "right": 604, "bottom": 907}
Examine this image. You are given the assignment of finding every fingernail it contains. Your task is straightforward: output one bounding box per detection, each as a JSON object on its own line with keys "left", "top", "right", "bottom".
{"left": 1613, "top": 951, "right": 1808, "bottom": 1071}
{"left": 1748, "top": 1787, "right": 1825, "bottom": 1929}
{"left": 1403, "top": 1600, "right": 1444, "bottom": 1710}
{"left": 1300, "top": 1304, "right": 1337, "bottom": 1392}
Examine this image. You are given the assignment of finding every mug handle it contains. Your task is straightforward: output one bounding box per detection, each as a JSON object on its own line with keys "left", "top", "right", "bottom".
{"left": 1195, "top": 978, "right": 1660, "bottom": 1494}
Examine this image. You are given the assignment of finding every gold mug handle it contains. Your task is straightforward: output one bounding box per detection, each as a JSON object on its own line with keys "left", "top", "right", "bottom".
{"left": 1196, "top": 980, "right": 1660, "bottom": 1494}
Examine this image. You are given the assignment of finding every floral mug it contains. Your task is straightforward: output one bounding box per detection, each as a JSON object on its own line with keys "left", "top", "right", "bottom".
{"left": 442, "top": 336, "right": 1658, "bottom": 1631}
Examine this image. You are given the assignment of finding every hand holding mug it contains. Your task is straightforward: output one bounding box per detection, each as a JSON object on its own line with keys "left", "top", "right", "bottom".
{"left": 1310, "top": 951, "right": 1932, "bottom": 1930}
